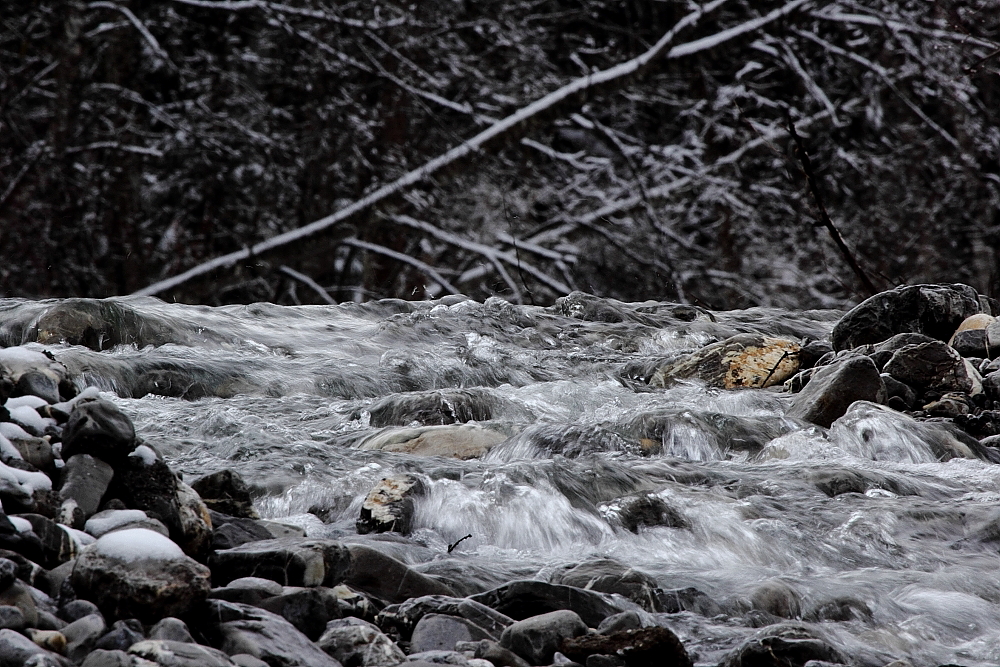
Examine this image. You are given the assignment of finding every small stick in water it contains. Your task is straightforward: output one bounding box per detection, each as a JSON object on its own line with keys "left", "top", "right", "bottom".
{"left": 447, "top": 534, "right": 473, "bottom": 553}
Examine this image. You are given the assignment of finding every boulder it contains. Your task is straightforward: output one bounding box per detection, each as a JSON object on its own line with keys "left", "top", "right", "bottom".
{"left": 718, "top": 623, "right": 846, "bottom": 667}
{"left": 191, "top": 470, "right": 258, "bottom": 519}
{"left": 257, "top": 587, "right": 343, "bottom": 640}
{"left": 0, "top": 580, "right": 38, "bottom": 627}
{"left": 60, "top": 599, "right": 100, "bottom": 623}
{"left": 411, "top": 613, "right": 495, "bottom": 652}
{"left": 12, "top": 371, "right": 60, "bottom": 405}
{"left": 0, "top": 606, "right": 23, "bottom": 632}
{"left": 880, "top": 374, "right": 918, "bottom": 411}
{"left": 61, "top": 399, "right": 136, "bottom": 463}
{"left": 649, "top": 334, "right": 800, "bottom": 389}
{"left": 25, "top": 628, "right": 66, "bottom": 654}
{"left": 0, "top": 459, "right": 54, "bottom": 516}
{"left": 93, "top": 618, "right": 145, "bottom": 652}
{"left": 9, "top": 514, "right": 77, "bottom": 568}
{"left": 80, "top": 649, "right": 131, "bottom": 667}
{"left": 749, "top": 580, "right": 801, "bottom": 619}
{"left": 59, "top": 454, "right": 115, "bottom": 523}
{"left": 71, "top": 528, "right": 211, "bottom": 621}
{"left": 358, "top": 424, "right": 507, "bottom": 460}
{"left": 128, "top": 639, "right": 239, "bottom": 666}
{"left": 356, "top": 474, "right": 427, "bottom": 535}
{"left": 316, "top": 618, "right": 405, "bottom": 667}
{"left": 882, "top": 341, "right": 978, "bottom": 394}
{"left": 499, "top": 610, "right": 587, "bottom": 665}
{"left": 561, "top": 627, "right": 692, "bottom": 667}
{"left": 62, "top": 612, "right": 108, "bottom": 662}
{"left": 831, "top": 283, "right": 984, "bottom": 350}
{"left": 552, "top": 560, "right": 664, "bottom": 613}
{"left": 377, "top": 596, "right": 513, "bottom": 641}
{"left": 208, "top": 511, "right": 274, "bottom": 550}
{"left": 202, "top": 599, "right": 343, "bottom": 667}
{"left": 786, "top": 355, "right": 886, "bottom": 428}
{"left": 210, "top": 538, "right": 350, "bottom": 588}
{"left": 600, "top": 494, "right": 687, "bottom": 533}
{"left": 470, "top": 639, "right": 531, "bottom": 667}
{"left": 470, "top": 581, "right": 624, "bottom": 628}
{"left": 343, "top": 544, "right": 453, "bottom": 603}
{"left": 366, "top": 388, "right": 501, "bottom": 426}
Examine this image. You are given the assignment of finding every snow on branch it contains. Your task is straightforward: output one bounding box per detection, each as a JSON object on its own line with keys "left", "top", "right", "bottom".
{"left": 133, "top": 0, "right": 815, "bottom": 298}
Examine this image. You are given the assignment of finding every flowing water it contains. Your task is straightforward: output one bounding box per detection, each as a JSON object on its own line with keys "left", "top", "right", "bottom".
{"left": 3, "top": 293, "right": 1000, "bottom": 666}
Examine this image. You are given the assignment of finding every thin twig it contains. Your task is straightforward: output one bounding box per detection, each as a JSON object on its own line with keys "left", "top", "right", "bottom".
{"left": 340, "top": 238, "right": 460, "bottom": 295}
{"left": 277, "top": 265, "right": 336, "bottom": 304}
{"left": 784, "top": 111, "right": 877, "bottom": 296}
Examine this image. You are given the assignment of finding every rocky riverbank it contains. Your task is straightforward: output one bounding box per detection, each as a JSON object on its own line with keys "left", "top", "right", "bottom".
{"left": 0, "top": 284, "right": 997, "bottom": 666}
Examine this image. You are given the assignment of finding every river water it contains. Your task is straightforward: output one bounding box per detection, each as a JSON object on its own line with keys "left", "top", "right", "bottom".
{"left": 3, "top": 293, "right": 999, "bottom": 666}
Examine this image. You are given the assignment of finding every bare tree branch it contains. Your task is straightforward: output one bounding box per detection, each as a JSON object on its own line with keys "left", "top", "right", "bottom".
{"left": 277, "top": 265, "right": 336, "bottom": 304}
{"left": 134, "top": 0, "right": 822, "bottom": 298}
{"left": 339, "top": 238, "right": 460, "bottom": 295}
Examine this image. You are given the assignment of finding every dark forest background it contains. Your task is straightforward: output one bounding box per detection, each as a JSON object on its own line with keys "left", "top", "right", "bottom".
{"left": 2, "top": 0, "right": 998, "bottom": 309}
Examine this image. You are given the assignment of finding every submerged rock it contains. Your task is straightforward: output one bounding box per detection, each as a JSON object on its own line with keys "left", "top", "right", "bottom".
{"left": 366, "top": 388, "right": 502, "bottom": 426}
{"left": 359, "top": 424, "right": 507, "bottom": 459}
{"left": 552, "top": 560, "right": 664, "bottom": 613}
{"left": 649, "top": 333, "right": 800, "bottom": 389}
{"left": 191, "top": 470, "right": 258, "bottom": 520}
{"left": 831, "top": 283, "right": 984, "bottom": 350}
{"left": 718, "top": 623, "right": 846, "bottom": 667}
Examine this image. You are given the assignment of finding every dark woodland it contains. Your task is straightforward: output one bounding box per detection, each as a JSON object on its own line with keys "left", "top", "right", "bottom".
{"left": 1, "top": 0, "right": 998, "bottom": 308}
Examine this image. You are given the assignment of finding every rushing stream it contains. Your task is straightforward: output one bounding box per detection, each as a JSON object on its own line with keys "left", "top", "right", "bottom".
{"left": 2, "top": 293, "right": 999, "bottom": 666}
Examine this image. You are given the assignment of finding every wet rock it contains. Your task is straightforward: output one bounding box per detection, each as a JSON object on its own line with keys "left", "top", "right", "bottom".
{"left": 30, "top": 298, "right": 201, "bottom": 351}
{"left": 831, "top": 284, "right": 984, "bottom": 351}
{"left": 411, "top": 613, "right": 495, "bottom": 652}
{"left": 209, "top": 577, "right": 282, "bottom": 607}
{"left": 60, "top": 454, "right": 115, "bottom": 524}
{"left": 258, "top": 587, "right": 343, "bottom": 640}
{"left": 3, "top": 430, "right": 54, "bottom": 471}
{"left": 949, "top": 314, "right": 995, "bottom": 357}
{"left": 202, "top": 599, "right": 343, "bottom": 667}
{"left": 552, "top": 560, "right": 664, "bottom": 613}
{"left": 718, "top": 623, "right": 847, "bottom": 667}
{"left": 470, "top": 581, "right": 625, "bottom": 628}
{"left": 61, "top": 399, "right": 136, "bottom": 463}
{"left": 366, "top": 388, "right": 500, "bottom": 426}
{"left": 649, "top": 334, "right": 800, "bottom": 389}
{"left": 805, "top": 597, "right": 873, "bottom": 622}
{"left": 80, "top": 649, "right": 132, "bottom": 667}
{"left": 93, "top": 618, "right": 145, "bottom": 651}
{"left": 492, "top": 424, "right": 640, "bottom": 460}
{"left": 628, "top": 409, "right": 794, "bottom": 459}
{"left": 601, "top": 493, "right": 687, "bottom": 533}
{"left": 149, "top": 617, "right": 195, "bottom": 643}
{"left": 210, "top": 538, "right": 350, "bottom": 588}
{"left": 208, "top": 511, "right": 274, "bottom": 550}
{"left": 71, "top": 528, "right": 212, "bottom": 621}
{"left": 882, "top": 341, "right": 978, "bottom": 394}
{"left": 344, "top": 544, "right": 454, "bottom": 603}
{"left": 984, "top": 372, "right": 1000, "bottom": 403}
{"left": 0, "top": 627, "right": 71, "bottom": 666}
{"left": 499, "top": 610, "right": 587, "bottom": 665}
{"left": 0, "top": 348, "right": 71, "bottom": 403}
{"left": 377, "top": 595, "right": 513, "bottom": 641}
{"left": 191, "top": 469, "right": 259, "bottom": 519}
{"left": 317, "top": 617, "right": 405, "bottom": 667}
{"left": 654, "top": 587, "right": 721, "bottom": 616}
{"left": 786, "top": 355, "right": 886, "bottom": 428}
{"left": 63, "top": 612, "right": 108, "bottom": 662}
{"left": 750, "top": 580, "right": 801, "bottom": 619}
{"left": 595, "top": 612, "right": 641, "bottom": 635}
{"left": 174, "top": 481, "right": 213, "bottom": 560}
{"left": 357, "top": 474, "right": 427, "bottom": 535}
{"left": 561, "top": 627, "right": 692, "bottom": 667}
{"left": 955, "top": 410, "right": 1000, "bottom": 439}
{"left": 359, "top": 424, "right": 507, "bottom": 460}
{"left": 880, "top": 374, "right": 918, "bottom": 411}
{"left": 12, "top": 372, "right": 60, "bottom": 405}
{"left": 798, "top": 340, "right": 834, "bottom": 370}
{"left": 128, "top": 639, "right": 240, "bottom": 666}
{"left": 10, "top": 514, "right": 77, "bottom": 568}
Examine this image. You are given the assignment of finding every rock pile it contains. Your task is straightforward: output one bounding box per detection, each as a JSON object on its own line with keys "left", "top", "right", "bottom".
{"left": 0, "top": 348, "right": 694, "bottom": 667}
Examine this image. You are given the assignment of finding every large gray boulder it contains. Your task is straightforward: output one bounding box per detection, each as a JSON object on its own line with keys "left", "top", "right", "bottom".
{"left": 832, "top": 283, "right": 984, "bottom": 351}
{"left": 59, "top": 454, "right": 115, "bottom": 523}
{"left": 470, "top": 580, "right": 626, "bottom": 628}
{"left": 377, "top": 595, "right": 513, "bottom": 641}
{"left": 210, "top": 538, "right": 350, "bottom": 588}
{"left": 71, "top": 528, "right": 211, "bottom": 622}
{"left": 204, "top": 600, "right": 343, "bottom": 667}
{"left": 882, "top": 341, "right": 979, "bottom": 394}
{"left": 718, "top": 623, "right": 846, "bottom": 667}
{"left": 61, "top": 399, "right": 136, "bottom": 463}
{"left": 410, "top": 613, "right": 495, "bottom": 652}
{"left": 498, "top": 610, "right": 587, "bottom": 665}
{"left": 786, "top": 355, "right": 886, "bottom": 427}
{"left": 343, "top": 544, "right": 454, "bottom": 603}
